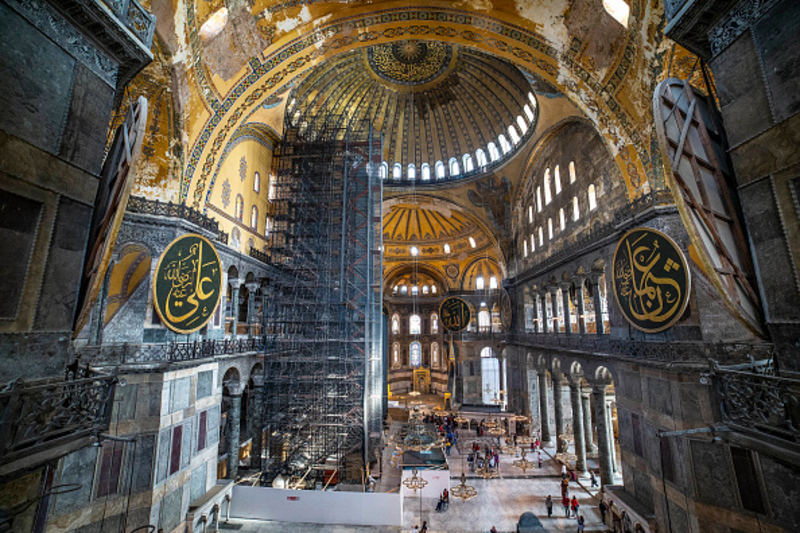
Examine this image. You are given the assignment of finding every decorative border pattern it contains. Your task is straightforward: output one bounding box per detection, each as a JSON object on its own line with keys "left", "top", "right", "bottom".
{"left": 709, "top": 0, "right": 781, "bottom": 57}
{"left": 6, "top": 0, "right": 118, "bottom": 87}
{"left": 181, "top": 5, "right": 652, "bottom": 210}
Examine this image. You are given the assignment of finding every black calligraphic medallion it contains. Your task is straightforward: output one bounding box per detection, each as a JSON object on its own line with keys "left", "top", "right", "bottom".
{"left": 439, "top": 297, "right": 471, "bottom": 332}
{"left": 612, "top": 228, "right": 690, "bottom": 333}
{"left": 153, "top": 234, "right": 223, "bottom": 334}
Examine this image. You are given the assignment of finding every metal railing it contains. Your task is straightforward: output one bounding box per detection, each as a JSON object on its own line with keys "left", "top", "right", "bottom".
{"left": 0, "top": 365, "right": 116, "bottom": 467}
{"left": 101, "top": 0, "right": 156, "bottom": 48}
{"left": 79, "top": 338, "right": 263, "bottom": 366}
{"left": 507, "top": 332, "right": 772, "bottom": 365}
{"left": 127, "top": 196, "right": 229, "bottom": 244}
{"left": 710, "top": 360, "right": 800, "bottom": 443}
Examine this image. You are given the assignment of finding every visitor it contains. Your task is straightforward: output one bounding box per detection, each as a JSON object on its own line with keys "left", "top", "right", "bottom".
{"left": 538, "top": 451, "right": 542, "bottom": 468}
{"left": 599, "top": 499, "right": 608, "bottom": 524}
{"left": 571, "top": 495, "right": 580, "bottom": 518}
{"left": 490, "top": 527, "right": 498, "bottom": 533}
{"left": 562, "top": 494, "right": 570, "bottom": 517}
{"left": 577, "top": 515, "right": 585, "bottom": 532}
{"left": 412, "top": 526, "right": 419, "bottom": 533}
{"left": 546, "top": 495, "right": 553, "bottom": 517}
{"left": 590, "top": 470, "right": 598, "bottom": 488}
{"left": 562, "top": 464, "right": 568, "bottom": 478}
{"left": 561, "top": 476, "right": 569, "bottom": 497}
{"left": 421, "top": 520, "right": 428, "bottom": 532}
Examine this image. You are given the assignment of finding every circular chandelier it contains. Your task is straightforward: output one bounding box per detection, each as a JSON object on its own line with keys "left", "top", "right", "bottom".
{"left": 475, "top": 462, "right": 499, "bottom": 480}
{"left": 402, "top": 467, "right": 428, "bottom": 493}
{"left": 512, "top": 448, "right": 535, "bottom": 473}
{"left": 450, "top": 472, "right": 478, "bottom": 501}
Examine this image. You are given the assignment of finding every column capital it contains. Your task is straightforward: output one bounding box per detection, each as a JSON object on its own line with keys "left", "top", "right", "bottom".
{"left": 224, "top": 381, "right": 245, "bottom": 396}
{"left": 251, "top": 374, "right": 265, "bottom": 388}
{"left": 592, "top": 382, "right": 610, "bottom": 395}
{"left": 559, "top": 280, "right": 574, "bottom": 292}
{"left": 245, "top": 281, "right": 261, "bottom": 293}
{"left": 588, "top": 271, "right": 605, "bottom": 285}
{"left": 567, "top": 373, "right": 583, "bottom": 388}
{"left": 572, "top": 274, "right": 587, "bottom": 286}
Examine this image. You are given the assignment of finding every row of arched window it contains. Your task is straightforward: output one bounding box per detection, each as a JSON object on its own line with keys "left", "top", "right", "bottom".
{"left": 474, "top": 276, "right": 499, "bottom": 291}
{"left": 391, "top": 313, "right": 439, "bottom": 335}
{"left": 522, "top": 184, "right": 598, "bottom": 258}
{"left": 234, "top": 196, "right": 273, "bottom": 237}
{"left": 379, "top": 93, "right": 537, "bottom": 181}
{"left": 391, "top": 341, "right": 444, "bottom": 369}
{"left": 523, "top": 278, "right": 611, "bottom": 334}
{"left": 392, "top": 284, "right": 439, "bottom": 295}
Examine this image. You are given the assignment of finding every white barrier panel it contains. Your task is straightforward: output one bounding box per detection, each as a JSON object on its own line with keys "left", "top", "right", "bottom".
{"left": 230, "top": 485, "right": 403, "bottom": 527}
{"left": 400, "top": 468, "right": 450, "bottom": 499}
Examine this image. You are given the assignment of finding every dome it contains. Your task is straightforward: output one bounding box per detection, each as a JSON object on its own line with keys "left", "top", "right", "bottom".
{"left": 287, "top": 41, "right": 539, "bottom": 185}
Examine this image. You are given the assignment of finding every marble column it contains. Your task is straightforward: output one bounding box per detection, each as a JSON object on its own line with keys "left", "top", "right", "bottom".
{"left": 246, "top": 282, "right": 260, "bottom": 338}
{"left": 229, "top": 279, "right": 240, "bottom": 338}
{"left": 250, "top": 376, "right": 264, "bottom": 472}
{"left": 539, "top": 292, "right": 549, "bottom": 334}
{"left": 589, "top": 274, "right": 603, "bottom": 336}
{"left": 549, "top": 288, "right": 560, "bottom": 333}
{"left": 582, "top": 388, "right": 595, "bottom": 453}
{"left": 561, "top": 283, "right": 573, "bottom": 335}
{"left": 538, "top": 370, "right": 551, "bottom": 443}
{"left": 553, "top": 375, "right": 566, "bottom": 452}
{"left": 569, "top": 377, "right": 587, "bottom": 473}
{"left": 226, "top": 385, "right": 243, "bottom": 480}
{"left": 574, "top": 276, "right": 587, "bottom": 334}
{"left": 606, "top": 400, "right": 619, "bottom": 473}
{"left": 592, "top": 384, "right": 614, "bottom": 485}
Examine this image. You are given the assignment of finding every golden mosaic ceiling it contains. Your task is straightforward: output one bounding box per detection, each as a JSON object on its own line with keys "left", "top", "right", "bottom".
{"left": 288, "top": 41, "right": 537, "bottom": 181}
{"left": 383, "top": 203, "right": 477, "bottom": 244}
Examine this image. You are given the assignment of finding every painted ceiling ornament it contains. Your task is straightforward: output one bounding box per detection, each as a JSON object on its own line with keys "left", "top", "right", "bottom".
{"left": 153, "top": 234, "right": 223, "bottom": 334}
{"left": 220, "top": 178, "right": 231, "bottom": 208}
{"left": 367, "top": 40, "right": 453, "bottom": 86}
{"left": 446, "top": 264, "right": 459, "bottom": 279}
{"left": 239, "top": 156, "right": 247, "bottom": 181}
{"left": 612, "top": 227, "right": 690, "bottom": 333}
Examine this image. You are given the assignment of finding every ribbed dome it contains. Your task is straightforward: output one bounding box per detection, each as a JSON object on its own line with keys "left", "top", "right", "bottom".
{"left": 287, "top": 41, "right": 538, "bottom": 184}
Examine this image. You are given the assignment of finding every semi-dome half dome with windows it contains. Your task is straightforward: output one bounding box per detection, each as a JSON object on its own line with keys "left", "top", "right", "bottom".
{"left": 287, "top": 41, "right": 539, "bottom": 184}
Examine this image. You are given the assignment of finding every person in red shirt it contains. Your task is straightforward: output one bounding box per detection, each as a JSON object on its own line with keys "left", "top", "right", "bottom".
{"left": 562, "top": 494, "right": 570, "bottom": 517}
{"left": 571, "top": 495, "right": 580, "bottom": 518}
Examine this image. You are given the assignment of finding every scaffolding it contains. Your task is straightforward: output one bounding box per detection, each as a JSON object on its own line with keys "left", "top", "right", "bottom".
{"left": 261, "top": 112, "right": 384, "bottom": 487}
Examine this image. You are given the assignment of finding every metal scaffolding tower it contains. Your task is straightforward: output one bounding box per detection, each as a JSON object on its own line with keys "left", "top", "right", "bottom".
{"left": 261, "top": 112, "right": 383, "bottom": 487}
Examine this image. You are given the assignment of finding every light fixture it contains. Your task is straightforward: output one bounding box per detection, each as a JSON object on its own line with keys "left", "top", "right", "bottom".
{"left": 402, "top": 467, "right": 428, "bottom": 493}
{"left": 451, "top": 472, "right": 478, "bottom": 501}
{"left": 512, "top": 448, "right": 534, "bottom": 473}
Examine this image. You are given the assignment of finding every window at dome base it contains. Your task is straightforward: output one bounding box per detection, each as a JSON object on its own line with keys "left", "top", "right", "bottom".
{"left": 410, "top": 342, "right": 421, "bottom": 367}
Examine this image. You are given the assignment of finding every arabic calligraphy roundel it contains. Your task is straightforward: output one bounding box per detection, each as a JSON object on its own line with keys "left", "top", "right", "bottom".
{"left": 612, "top": 228, "right": 691, "bottom": 333}
{"left": 439, "top": 297, "right": 471, "bottom": 332}
{"left": 153, "top": 234, "right": 223, "bottom": 334}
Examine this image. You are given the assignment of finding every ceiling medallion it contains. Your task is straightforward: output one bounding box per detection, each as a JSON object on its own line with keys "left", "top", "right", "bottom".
{"left": 367, "top": 40, "right": 453, "bottom": 86}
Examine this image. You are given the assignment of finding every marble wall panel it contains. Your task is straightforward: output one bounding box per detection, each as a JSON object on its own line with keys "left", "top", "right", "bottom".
{"left": 753, "top": 0, "right": 800, "bottom": 123}
{"left": 190, "top": 461, "right": 208, "bottom": 503}
{"left": 197, "top": 370, "right": 213, "bottom": 399}
{"left": 53, "top": 446, "right": 97, "bottom": 516}
{"left": 690, "top": 440, "right": 735, "bottom": 508}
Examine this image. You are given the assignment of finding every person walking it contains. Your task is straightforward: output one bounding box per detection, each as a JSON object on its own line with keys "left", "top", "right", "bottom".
{"left": 562, "top": 494, "right": 570, "bottom": 517}
{"left": 590, "top": 470, "right": 598, "bottom": 488}
{"left": 421, "top": 520, "right": 428, "bottom": 532}
{"left": 571, "top": 495, "right": 580, "bottom": 518}
{"left": 538, "top": 451, "right": 542, "bottom": 468}
{"left": 546, "top": 495, "right": 553, "bottom": 517}
{"left": 599, "top": 499, "right": 608, "bottom": 524}
{"left": 577, "top": 515, "right": 585, "bottom": 532}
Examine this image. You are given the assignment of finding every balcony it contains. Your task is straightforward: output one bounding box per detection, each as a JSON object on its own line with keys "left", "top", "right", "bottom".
{"left": 0, "top": 364, "right": 116, "bottom": 476}
{"left": 127, "top": 196, "right": 229, "bottom": 244}
{"left": 710, "top": 360, "right": 800, "bottom": 444}
{"left": 78, "top": 338, "right": 263, "bottom": 366}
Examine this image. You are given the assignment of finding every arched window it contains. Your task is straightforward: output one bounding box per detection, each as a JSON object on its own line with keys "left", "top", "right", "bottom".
{"left": 488, "top": 142, "right": 500, "bottom": 161}
{"left": 588, "top": 184, "right": 597, "bottom": 211}
{"left": 524, "top": 104, "right": 534, "bottom": 122}
{"left": 407, "top": 164, "right": 416, "bottom": 180}
{"left": 251, "top": 205, "right": 258, "bottom": 230}
{"left": 431, "top": 342, "right": 439, "bottom": 367}
{"left": 431, "top": 313, "right": 439, "bottom": 333}
{"left": 391, "top": 313, "right": 400, "bottom": 334}
{"left": 573, "top": 196, "right": 580, "bottom": 221}
{"left": 392, "top": 342, "right": 400, "bottom": 367}
{"left": 411, "top": 285, "right": 419, "bottom": 295}
{"left": 476, "top": 149, "right": 488, "bottom": 167}
{"left": 422, "top": 285, "right": 429, "bottom": 295}
{"left": 603, "top": 0, "right": 630, "bottom": 27}
{"left": 379, "top": 162, "right": 388, "bottom": 180}
{"left": 528, "top": 92, "right": 537, "bottom": 109}
{"left": 410, "top": 246, "right": 419, "bottom": 256}
{"left": 544, "top": 169, "right": 552, "bottom": 205}
{"left": 530, "top": 233, "right": 536, "bottom": 251}
{"left": 469, "top": 236, "right": 476, "bottom": 248}
{"left": 538, "top": 226, "right": 544, "bottom": 246}
{"left": 393, "top": 163, "right": 402, "bottom": 180}
{"left": 559, "top": 208, "right": 566, "bottom": 231}
{"left": 235, "top": 195, "right": 243, "bottom": 221}
{"left": 410, "top": 341, "right": 421, "bottom": 368}
{"left": 400, "top": 285, "right": 408, "bottom": 294}
{"left": 421, "top": 163, "right": 431, "bottom": 181}
{"left": 569, "top": 161, "right": 576, "bottom": 183}
{"left": 508, "top": 125, "right": 520, "bottom": 145}
{"left": 443, "top": 243, "right": 451, "bottom": 254}
{"left": 264, "top": 216, "right": 272, "bottom": 237}
{"left": 463, "top": 153, "right": 474, "bottom": 173}
{"left": 254, "top": 171, "right": 260, "bottom": 193}
{"left": 476, "top": 276, "right": 485, "bottom": 290}
{"left": 268, "top": 173, "right": 276, "bottom": 201}
{"left": 435, "top": 160, "right": 446, "bottom": 179}
{"left": 528, "top": 205, "right": 534, "bottom": 224}
{"left": 523, "top": 239, "right": 528, "bottom": 257}
{"left": 554, "top": 165, "right": 562, "bottom": 194}
{"left": 489, "top": 276, "right": 498, "bottom": 289}
{"left": 393, "top": 285, "right": 399, "bottom": 294}
{"left": 498, "top": 134, "right": 511, "bottom": 154}
{"left": 478, "top": 310, "right": 491, "bottom": 332}
{"left": 517, "top": 115, "right": 528, "bottom": 135}
{"left": 431, "top": 285, "right": 437, "bottom": 294}
{"left": 410, "top": 314, "right": 421, "bottom": 334}
{"left": 536, "top": 187, "right": 542, "bottom": 212}
{"left": 548, "top": 218, "right": 553, "bottom": 240}
{"left": 449, "top": 157, "right": 460, "bottom": 176}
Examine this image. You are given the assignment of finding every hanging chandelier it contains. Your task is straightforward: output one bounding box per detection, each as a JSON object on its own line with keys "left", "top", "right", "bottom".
{"left": 512, "top": 448, "right": 535, "bottom": 473}
{"left": 402, "top": 467, "right": 429, "bottom": 493}
{"left": 475, "top": 461, "right": 499, "bottom": 480}
{"left": 450, "top": 472, "right": 478, "bottom": 501}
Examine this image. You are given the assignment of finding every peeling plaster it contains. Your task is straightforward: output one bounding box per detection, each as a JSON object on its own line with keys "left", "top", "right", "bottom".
{"left": 275, "top": 6, "right": 313, "bottom": 34}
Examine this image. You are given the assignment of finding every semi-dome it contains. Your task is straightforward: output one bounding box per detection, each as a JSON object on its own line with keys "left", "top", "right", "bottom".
{"left": 287, "top": 41, "right": 539, "bottom": 185}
